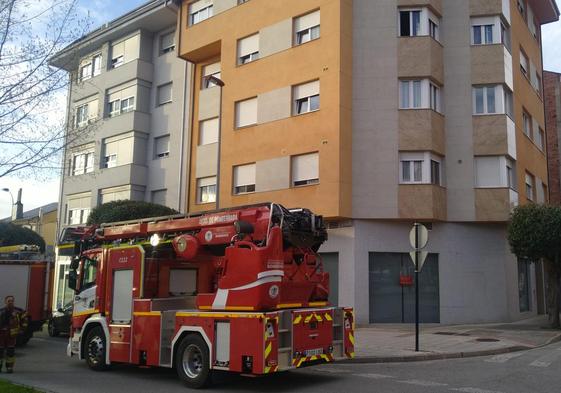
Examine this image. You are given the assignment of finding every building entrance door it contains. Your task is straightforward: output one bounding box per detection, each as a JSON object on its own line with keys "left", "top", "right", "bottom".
{"left": 369, "top": 252, "right": 440, "bottom": 323}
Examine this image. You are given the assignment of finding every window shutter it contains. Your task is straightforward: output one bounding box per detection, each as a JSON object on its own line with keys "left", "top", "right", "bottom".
{"left": 155, "top": 135, "right": 170, "bottom": 157}
{"left": 292, "top": 153, "right": 319, "bottom": 182}
{"left": 111, "top": 41, "right": 124, "bottom": 60}
{"left": 161, "top": 32, "right": 175, "bottom": 50}
{"left": 67, "top": 194, "right": 90, "bottom": 210}
{"left": 200, "top": 118, "right": 219, "bottom": 145}
{"left": 237, "top": 34, "right": 259, "bottom": 58}
{"left": 234, "top": 164, "right": 256, "bottom": 187}
{"left": 198, "top": 177, "right": 216, "bottom": 187}
{"left": 203, "top": 62, "right": 221, "bottom": 76}
{"left": 158, "top": 83, "right": 173, "bottom": 104}
{"left": 190, "top": 0, "right": 212, "bottom": 14}
{"left": 293, "top": 80, "right": 320, "bottom": 100}
{"left": 123, "top": 34, "right": 140, "bottom": 63}
{"left": 295, "top": 10, "right": 320, "bottom": 32}
{"left": 519, "top": 51, "right": 528, "bottom": 73}
{"left": 88, "top": 99, "right": 99, "bottom": 120}
{"left": 235, "top": 97, "right": 258, "bottom": 127}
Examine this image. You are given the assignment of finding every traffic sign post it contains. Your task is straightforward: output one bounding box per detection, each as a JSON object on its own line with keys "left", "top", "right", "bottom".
{"left": 409, "top": 223, "right": 428, "bottom": 352}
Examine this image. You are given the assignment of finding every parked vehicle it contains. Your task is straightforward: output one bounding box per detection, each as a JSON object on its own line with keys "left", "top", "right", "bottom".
{"left": 0, "top": 245, "right": 52, "bottom": 346}
{"left": 67, "top": 203, "right": 355, "bottom": 388}
{"left": 48, "top": 302, "right": 72, "bottom": 337}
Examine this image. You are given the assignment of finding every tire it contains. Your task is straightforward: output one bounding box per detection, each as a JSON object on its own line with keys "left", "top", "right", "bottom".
{"left": 175, "top": 334, "right": 211, "bottom": 389}
{"left": 85, "top": 326, "right": 109, "bottom": 371}
{"left": 48, "top": 320, "right": 59, "bottom": 337}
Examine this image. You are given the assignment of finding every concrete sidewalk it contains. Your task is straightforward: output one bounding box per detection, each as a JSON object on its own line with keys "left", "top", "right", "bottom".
{"left": 351, "top": 315, "right": 561, "bottom": 363}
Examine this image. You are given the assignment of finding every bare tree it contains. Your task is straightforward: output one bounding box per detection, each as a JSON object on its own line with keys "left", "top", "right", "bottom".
{"left": 0, "top": 0, "right": 90, "bottom": 179}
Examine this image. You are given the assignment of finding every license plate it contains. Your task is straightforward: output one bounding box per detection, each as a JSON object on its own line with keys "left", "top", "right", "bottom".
{"left": 305, "top": 348, "right": 323, "bottom": 357}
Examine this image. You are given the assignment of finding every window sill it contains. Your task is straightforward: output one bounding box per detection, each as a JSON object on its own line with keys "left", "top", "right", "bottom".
{"left": 291, "top": 182, "right": 320, "bottom": 189}
{"left": 293, "top": 36, "right": 321, "bottom": 49}
{"left": 158, "top": 101, "right": 173, "bottom": 107}
{"left": 235, "top": 123, "right": 257, "bottom": 130}
{"left": 153, "top": 155, "right": 170, "bottom": 160}
{"left": 236, "top": 57, "right": 260, "bottom": 68}
{"left": 293, "top": 108, "right": 320, "bottom": 117}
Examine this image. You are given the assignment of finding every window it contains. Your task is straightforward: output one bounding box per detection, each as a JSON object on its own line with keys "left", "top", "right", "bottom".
{"left": 474, "top": 156, "right": 515, "bottom": 188}
{"left": 67, "top": 193, "right": 91, "bottom": 225}
{"left": 399, "top": 10, "right": 421, "bottom": 36}
{"left": 399, "top": 152, "right": 442, "bottom": 185}
{"left": 71, "top": 151, "right": 94, "bottom": 176}
{"left": 400, "top": 80, "right": 422, "bottom": 109}
{"left": 235, "top": 97, "right": 258, "bottom": 128}
{"left": 154, "top": 135, "right": 170, "bottom": 159}
{"left": 525, "top": 172, "right": 535, "bottom": 201}
{"left": 189, "top": 0, "right": 213, "bottom": 26}
{"left": 473, "top": 24, "right": 493, "bottom": 45}
{"left": 75, "top": 99, "right": 98, "bottom": 127}
{"left": 92, "top": 54, "right": 102, "bottom": 76}
{"left": 79, "top": 62, "right": 92, "bottom": 81}
{"left": 504, "top": 88, "right": 514, "bottom": 119}
{"left": 534, "top": 71, "right": 542, "bottom": 96}
{"left": 81, "top": 256, "right": 97, "bottom": 290}
{"left": 291, "top": 153, "right": 319, "bottom": 187}
{"left": 157, "top": 83, "right": 173, "bottom": 105}
{"left": 197, "top": 177, "right": 216, "bottom": 204}
{"left": 151, "top": 189, "right": 167, "bottom": 205}
{"left": 473, "top": 85, "right": 497, "bottom": 114}
{"left": 237, "top": 33, "right": 259, "bottom": 65}
{"left": 199, "top": 118, "right": 219, "bottom": 145}
{"left": 501, "top": 22, "right": 512, "bottom": 52}
{"left": 160, "top": 31, "right": 175, "bottom": 55}
{"left": 520, "top": 48, "right": 529, "bottom": 77}
{"left": 294, "top": 10, "right": 320, "bottom": 45}
{"left": 522, "top": 110, "right": 532, "bottom": 138}
{"left": 233, "top": 163, "right": 256, "bottom": 194}
{"left": 102, "top": 133, "right": 134, "bottom": 169}
{"left": 430, "top": 83, "right": 440, "bottom": 112}
{"left": 68, "top": 208, "right": 90, "bottom": 225}
{"left": 293, "top": 80, "right": 320, "bottom": 115}
{"left": 527, "top": 5, "right": 537, "bottom": 38}
{"left": 100, "top": 186, "right": 130, "bottom": 204}
{"left": 429, "top": 18, "right": 439, "bottom": 41}
{"left": 107, "top": 86, "right": 135, "bottom": 117}
{"left": 76, "top": 104, "right": 89, "bottom": 127}
{"left": 110, "top": 35, "right": 139, "bottom": 68}
{"left": 536, "top": 127, "right": 545, "bottom": 151}
{"left": 202, "top": 62, "right": 221, "bottom": 89}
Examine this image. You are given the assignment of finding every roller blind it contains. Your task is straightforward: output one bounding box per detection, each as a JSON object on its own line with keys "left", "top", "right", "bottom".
{"left": 198, "top": 177, "right": 216, "bottom": 187}
{"left": 295, "top": 10, "right": 320, "bottom": 32}
{"left": 237, "top": 33, "right": 259, "bottom": 58}
{"left": 292, "top": 153, "right": 319, "bottom": 182}
{"left": 200, "top": 118, "right": 219, "bottom": 145}
{"left": 190, "top": 0, "right": 212, "bottom": 14}
{"left": 88, "top": 99, "right": 99, "bottom": 119}
{"left": 67, "top": 194, "right": 91, "bottom": 209}
{"left": 474, "top": 156, "right": 501, "bottom": 187}
{"left": 203, "top": 62, "right": 220, "bottom": 76}
{"left": 155, "top": 135, "right": 170, "bottom": 157}
{"left": 158, "top": 83, "right": 173, "bottom": 105}
{"left": 293, "top": 80, "right": 320, "bottom": 100}
{"left": 111, "top": 41, "right": 124, "bottom": 60}
{"left": 235, "top": 97, "right": 258, "bottom": 128}
{"left": 123, "top": 35, "right": 140, "bottom": 63}
{"left": 234, "top": 164, "right": 256, "bottom": 187}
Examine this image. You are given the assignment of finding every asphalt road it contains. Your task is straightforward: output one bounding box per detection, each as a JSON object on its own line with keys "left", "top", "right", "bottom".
{"left": 2, "top": 330, "right": 561, "bottom": 393}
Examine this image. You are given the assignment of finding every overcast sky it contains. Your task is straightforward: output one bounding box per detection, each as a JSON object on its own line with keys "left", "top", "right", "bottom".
{"left": 2, "top": 0, "right": 561, "bottom": 219}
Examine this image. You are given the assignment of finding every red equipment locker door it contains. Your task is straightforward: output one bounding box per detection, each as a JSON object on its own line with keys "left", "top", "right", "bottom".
{"left": 105, "top": 246, "right": 144, "bottom": 363}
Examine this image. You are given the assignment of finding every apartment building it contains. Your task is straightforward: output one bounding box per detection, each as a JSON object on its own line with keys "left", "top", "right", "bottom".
{"left": 49, "top": 0, "right": 192, "bottom": 310}
{"left": 544, "top": 70, "right": 561, "bottom": 204}
{"left": 177, "top": 0, "right": 558, "bottom": 324}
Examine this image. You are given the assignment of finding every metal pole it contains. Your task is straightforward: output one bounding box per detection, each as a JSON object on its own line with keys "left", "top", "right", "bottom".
{"left": 216, "top": 84, "right": 222, "bottom": 209}
{"left": 415, "top": 223, "right": 420, "bottom": 352}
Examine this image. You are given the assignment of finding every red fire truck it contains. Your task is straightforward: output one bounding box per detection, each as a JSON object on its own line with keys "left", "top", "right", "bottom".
{"left": 0, "top": 245, "right": 52, "bottom": 345}
{"left": 67, "top": 203, "right": 354, "bottom": 388}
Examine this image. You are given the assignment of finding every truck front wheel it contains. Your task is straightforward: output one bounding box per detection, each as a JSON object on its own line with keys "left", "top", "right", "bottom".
{"left": 85, "top": 326, "right": 109, "bottom": 371}
{"left": 175, "top": 334, "right": 211, "bottom": 389}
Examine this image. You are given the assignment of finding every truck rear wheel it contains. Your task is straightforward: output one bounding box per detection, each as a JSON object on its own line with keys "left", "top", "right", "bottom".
{"left": 85, "top": 326, "right": 109, "bottom": 371}
{"left": 175, "top": 334, "right": 211, "bottom": 389}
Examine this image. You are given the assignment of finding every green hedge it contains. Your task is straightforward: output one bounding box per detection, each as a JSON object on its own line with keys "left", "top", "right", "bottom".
{"left": 87, "top": 200, "right": 179, "bottom": 225}
{"left": 0, "top": 223, "right": 45, "bottom": 252}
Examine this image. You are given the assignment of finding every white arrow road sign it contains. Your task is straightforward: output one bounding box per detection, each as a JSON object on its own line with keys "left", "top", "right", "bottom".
{"left": 410, "top": 251, "right": 428, "bottom": 272}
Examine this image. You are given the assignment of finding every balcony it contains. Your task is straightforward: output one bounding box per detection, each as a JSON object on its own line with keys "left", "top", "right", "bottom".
{"left": 475, "top": 188, "right": 518, "bottom": 222}
{"left": 97, "top": 111, "right": 151, "bottom": 139}
{"left": 399, "top": 109, "right": 445, "bottom": 155}
{"left": 471, "top": 45, "right": 513, "bottom": 88}
{"left": 399, "top": 185, "right": 447, "bottom": 221}
{"left": 473, "top": 115, "right": 516, "bottom": 158}
{"left": 469, "top": 0, "right": 510, "bottom": 22}
{"left": 398, "top": 37, "right": 443, "bottom": 84}
{"left": 72, "top": 59, "right": 153, "bottom": 101}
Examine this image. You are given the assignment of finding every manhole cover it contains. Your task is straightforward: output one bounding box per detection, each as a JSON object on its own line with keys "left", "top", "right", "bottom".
{"left": 476, "top": 338, "right": 500, "bottom": 342}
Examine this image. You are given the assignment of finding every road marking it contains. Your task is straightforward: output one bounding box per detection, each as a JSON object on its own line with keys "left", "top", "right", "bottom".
{"left": 529, "top": 348, "right": 561, "bottom": 368}
{"left": 451, "top": 388, "right": 505, "bottom": 393}
{"left": 352, "top": 373, "right": 396, "bottom": 379}
{"left": 397, "top": 379, "right": 448, "bottom": 387}
{"left": 485, "top": 352, "right": 525, "bottom": 363}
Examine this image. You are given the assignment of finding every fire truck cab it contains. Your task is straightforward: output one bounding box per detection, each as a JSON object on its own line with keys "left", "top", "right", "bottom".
{"left": 67, "top": 203, "right": 354, "bottom": 388}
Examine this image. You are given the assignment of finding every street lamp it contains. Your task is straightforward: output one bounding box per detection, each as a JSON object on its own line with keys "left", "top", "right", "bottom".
{"left": 2, "top": 188, "right": 14, "bottom": 219}
{"left": 202, "top": 75, "right": 225, "bottom": 210}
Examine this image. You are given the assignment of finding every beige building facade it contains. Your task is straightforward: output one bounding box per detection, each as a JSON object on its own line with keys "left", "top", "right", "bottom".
{"left": 176, "top": 0, "right": 558, "bottom": 324}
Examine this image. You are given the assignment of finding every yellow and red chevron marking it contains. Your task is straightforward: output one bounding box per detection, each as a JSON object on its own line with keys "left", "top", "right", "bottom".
{"left": 263, "top": 318, "right": 278, "bottom": 374}
{"left": 292, "top": 353, "right": 334, "bottom": 368}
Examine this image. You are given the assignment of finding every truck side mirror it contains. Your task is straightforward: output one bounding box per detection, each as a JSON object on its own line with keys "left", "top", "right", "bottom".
{"left": 70, "top": 257, "right": 80, "bottom": 270}
{"left": 68, "top": 270, "right": 78, "bottom": 291}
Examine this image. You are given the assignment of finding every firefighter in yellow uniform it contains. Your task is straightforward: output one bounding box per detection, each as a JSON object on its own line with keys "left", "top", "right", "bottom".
{"left": 0, "top": 295, "right": 28, "bottom": 373}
